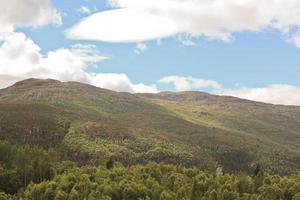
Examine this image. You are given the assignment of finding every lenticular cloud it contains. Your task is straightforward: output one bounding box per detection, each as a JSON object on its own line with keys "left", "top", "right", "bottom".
{"left": 66, "top": 0, "right": 300, "bottom": 46}
{"left": 66, "top": 8, "right": 179, "bottom": 43}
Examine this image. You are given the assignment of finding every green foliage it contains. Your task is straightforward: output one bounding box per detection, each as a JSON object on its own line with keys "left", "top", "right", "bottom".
{"left": 1, "top": 79, "right": 300, "bottom": 199}
{"left": 0, "top": 192, "right": 12, "bottom": 200}
{"left": 7, "top": 163, "right": 300, "bottom": 200}
{"left": 0, "top": 140, "right": 57, "bottom": 194}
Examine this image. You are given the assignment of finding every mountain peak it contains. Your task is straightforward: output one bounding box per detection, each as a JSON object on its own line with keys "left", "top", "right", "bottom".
{"left": 11, "top": 78, "right": 61, "bottom": 88}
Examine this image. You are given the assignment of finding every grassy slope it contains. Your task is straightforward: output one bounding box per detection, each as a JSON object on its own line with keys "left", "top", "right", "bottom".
{"left": 0, "top": 79, "right": 299, "bottom": 174}
{"left": 139, "top": 92, "right": 300, "bottom": 172}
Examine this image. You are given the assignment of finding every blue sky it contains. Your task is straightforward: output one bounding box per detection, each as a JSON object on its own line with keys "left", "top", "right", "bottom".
{"left": 20, "top": 0, "right": 300, "bottom": 88}
{"left": 1, "top": 0, "right": 300, "bottom": 105}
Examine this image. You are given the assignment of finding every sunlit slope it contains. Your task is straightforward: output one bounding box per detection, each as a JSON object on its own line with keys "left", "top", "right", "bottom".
{"left": 139, "top": 92, "right": 300, "bottom": 150}
{"left": 0, "top": 79, "right": 299, "bottom": 174}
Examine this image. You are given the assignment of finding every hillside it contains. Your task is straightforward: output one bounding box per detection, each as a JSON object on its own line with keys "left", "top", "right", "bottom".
{"left": 0, "top": 79, "right": 299, "bottom": 174}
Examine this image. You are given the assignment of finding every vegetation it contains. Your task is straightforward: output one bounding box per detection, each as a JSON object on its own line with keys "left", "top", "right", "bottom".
{"left": 0, "top": 79, "right": 299, "bottom": 174}
{"left": 0, "top": 140, "right": 57, "bottom": 194}
{"left": 0, "top": 78, "right": 300, "bottom": 198}
{"left": 2, "top": 160, "right": 300, "bottom": 200}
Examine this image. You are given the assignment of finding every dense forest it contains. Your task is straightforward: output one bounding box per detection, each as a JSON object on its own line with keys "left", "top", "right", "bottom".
{"left": 1, "top": 140, "right": 300, "bottom": 200}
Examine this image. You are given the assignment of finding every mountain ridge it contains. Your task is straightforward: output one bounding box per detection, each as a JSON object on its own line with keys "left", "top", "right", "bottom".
{"left": 0, "top": 78, "right": 299, "bottom": 174}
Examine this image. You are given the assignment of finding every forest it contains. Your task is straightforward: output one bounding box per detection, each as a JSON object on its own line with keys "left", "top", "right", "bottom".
{"left": 1, "top": 140, "right": 300, "bottom": 200}
{"left": 1, "top": 79, "right": 300, "bottom": 199}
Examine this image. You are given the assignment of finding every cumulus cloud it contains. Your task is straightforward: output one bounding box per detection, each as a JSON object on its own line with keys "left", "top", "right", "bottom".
{"left": 159, "top": 75, "right": 300, "bottom": 105}
{"left": 0, "top": 31, "right": 105, "bottom": 82}
{"left": 0, "top": 31, "right": 157, "bottom": 93}
{"left": 290, "top": 32, "right": 300, "bottom": 48}
{"left": 77, "top": 6, "right": 92, "bottom": 15}
{"left": 177, "top": 34, "right": 196, "bottom": 46}
{"left": 91, "top": 73, "right": 158, "bottom": 93}
{"left": 66, "top": 0, "right": 300, "bottom": 47}
{"left": 134, "top": 43, "right": 147, "bottom": 54}
{"left": 0, "top": 0, "right": 62, "bottom": 28}
{"left": 159, "top": 76, "right": 222, "bottom": 91}
{"left": 220, "top": 85, "right": 300, "bottom": 106}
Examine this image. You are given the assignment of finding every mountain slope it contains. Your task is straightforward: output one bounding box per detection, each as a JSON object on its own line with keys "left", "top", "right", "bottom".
{"left": 139, "top": 92, "right": 300, "bottom": 150}
{"left": 0, "top": 79, "right": 299, "bottom": 174}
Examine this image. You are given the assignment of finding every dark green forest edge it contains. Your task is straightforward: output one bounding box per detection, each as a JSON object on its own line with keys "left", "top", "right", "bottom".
{"left": 1, "top": 79, "right": 300, "bottom": 199}
{"left": 1, "top": 141, "right": 300, "bottom": 200}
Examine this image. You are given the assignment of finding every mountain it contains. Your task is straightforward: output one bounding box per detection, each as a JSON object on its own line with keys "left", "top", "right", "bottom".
{"left": 0, "top": 78, "right": 299, "bottom": 174}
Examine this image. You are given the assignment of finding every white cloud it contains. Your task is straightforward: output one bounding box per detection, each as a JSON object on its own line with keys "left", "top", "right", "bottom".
{"left": 220, "top": 84, "right": 300, "bottom": 106}
{"left": 0, "top": 31, "right": 157, "bottom": 93}
{"left": 77, "top": 6, "right": 92, "bottom": 15}
{"left": 159, "top": 76, "right": 222, "bottom": 91}
{"left": 134, "top": 43, "right": 147, "bottom": 54}
{"left": 290, "top": 32, "right": 300, "bottom": 48}
{"left": 177, "top": 35, "right": 196, "bottom": 46}
{"left": 91, "top": 73, "right": 158, "bottom": 93}
{"left": 66, "top": 0, "right": 300, "bottom": 47}
{"left": 0, "top": 0, "right": 62, "bottom": 28}
{"left": 3, "top": 30, "right": 300, "bottom": 104}
{"left": 66, "top": 8, "right": 178, "bottom": 42}
{"left": 159, "top": 75, "right": 300, "bottom": 105}
{"left": 0, "top": 31, "right": 106, "bottom": 81}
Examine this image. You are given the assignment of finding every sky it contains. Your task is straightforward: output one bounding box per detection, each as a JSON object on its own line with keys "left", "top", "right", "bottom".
{"left": 1, "top": 0, "right": 300, "bottom": 105}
